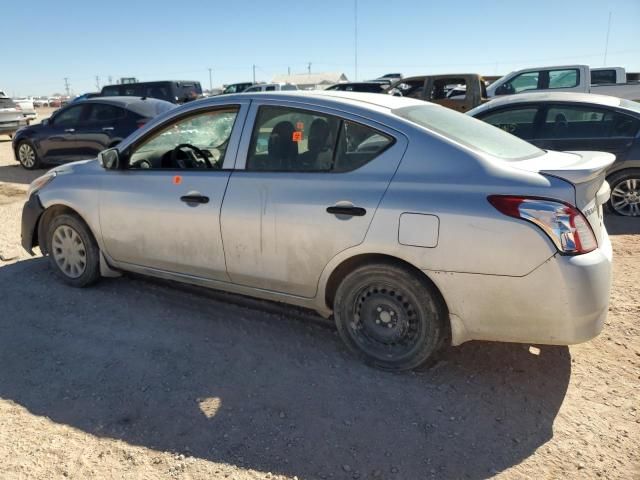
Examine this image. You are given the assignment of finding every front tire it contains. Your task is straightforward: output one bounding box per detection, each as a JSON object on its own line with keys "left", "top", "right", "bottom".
{"left": 334, "top": 263, "right": 446, "bottom": 371}
{"left": 16, "top": 140, "right": 40, "bottom": 170}
{"left": 608, "top": 169, "right": 640, "bottom": 216}
{"left": 45, "top": 213, "right": 101, "bottom": 287}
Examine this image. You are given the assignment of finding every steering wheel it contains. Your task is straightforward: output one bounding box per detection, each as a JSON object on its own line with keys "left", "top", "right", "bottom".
{"left": 170, "top": 143, "right": 212, "bottom": 169}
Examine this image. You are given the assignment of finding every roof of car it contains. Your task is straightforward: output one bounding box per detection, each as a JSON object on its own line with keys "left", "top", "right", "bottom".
{"left": 78, "top": 96, "right": 175, "bottom": 117}
{"left": 471, "top": 92, "right": 623, "bottom": 115}
{"left": 204, "top": 90, "right": 429, "bottom": 112}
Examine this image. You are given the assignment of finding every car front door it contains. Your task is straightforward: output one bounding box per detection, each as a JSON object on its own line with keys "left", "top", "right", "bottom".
{"left": 39, "top": 104, "right": 86, "bottom": 162}
{"left": 532, "top": 104, "right": 638, "bottom": 159}
{"left": 220, "top": 102, "right": 407, "bottom": 298}
{"left": 73, "top": 102, "right": 131, "bottom": 158}
{"left": 99, "top": 102, "right": 248, "bottom": 280}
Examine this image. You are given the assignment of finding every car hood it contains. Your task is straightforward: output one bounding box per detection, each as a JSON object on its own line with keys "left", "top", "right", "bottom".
{"left": 50, "top": 158, "right": 101, "bottom": 175}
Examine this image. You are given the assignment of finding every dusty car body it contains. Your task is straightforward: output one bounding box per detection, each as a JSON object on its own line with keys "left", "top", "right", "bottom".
{"left": 22, "top": 92, "right": 613, "bottom": 370}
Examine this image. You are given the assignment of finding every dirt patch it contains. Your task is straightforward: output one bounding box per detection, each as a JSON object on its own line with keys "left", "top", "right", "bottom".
{"left": 0, "top": 182, "right": 27, "bottom": 205}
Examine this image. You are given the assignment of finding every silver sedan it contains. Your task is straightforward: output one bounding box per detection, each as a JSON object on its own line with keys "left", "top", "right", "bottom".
{"left": 22, "top": 92, "right": 613, "bottom": 370}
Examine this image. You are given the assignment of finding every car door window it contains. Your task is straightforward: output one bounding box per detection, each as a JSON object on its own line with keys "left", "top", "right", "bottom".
{"left": 548, "top": 69, "right": 579, "bottom": 89}
{"left": 502, "top": 71, "right": 540, "bottom": 94}
{"left": 85, "top": 104, "right": 126, "bottom": 124}
{"left": 246, "top": 105, "right": 393, "bottom": 172}
{"left": 51, "top": 105, "right": 84, "bottom": 128}
{"left": 480, "top": 107, "right": 539, "bottom": 140}
{"left": 541, "top": 105, "right": 614, "bottom": 139}
{"left": 128, "top": 107, "right": 239, "bottom": 169}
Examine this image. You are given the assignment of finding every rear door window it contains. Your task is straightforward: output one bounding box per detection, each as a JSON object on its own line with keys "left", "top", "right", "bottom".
{"left": 246, "top": 106, "right": 393, "bottom": 172}
{"left": 541, "top": 105, "right": 615, "bottom": 139}
{"left": 548, "top": 69, "right": 579, "bottom": 89}
{"left": 85, "top": 103, "right": 126, "bottom": 124}
{"left": 591, "top": 70, "right": 616, "bottom": 85}
{"left": 478, "top": 107, "right": 540, "bottom": 140}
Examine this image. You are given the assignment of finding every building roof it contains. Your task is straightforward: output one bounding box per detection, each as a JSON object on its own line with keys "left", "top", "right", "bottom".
{"left": 272, "top": 72, "right": 348, "bottom": 85}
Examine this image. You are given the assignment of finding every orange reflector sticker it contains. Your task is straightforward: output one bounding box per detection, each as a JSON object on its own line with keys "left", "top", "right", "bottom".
{"left": 292, "top": 131, "right": 303, "bottom": 142}
{"left": 296, "top": 121, "right": 305, "bottom": 131}
{"left": 173, "top": 175, "right": 182, "bottom": 185}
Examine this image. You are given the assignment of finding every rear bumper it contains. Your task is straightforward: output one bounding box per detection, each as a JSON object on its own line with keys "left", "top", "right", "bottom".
{"left": 429, "top": 229, "right": 613, "bottom": 346}
{"left": 21, "top": 194, "right": 44, "bottom": 255}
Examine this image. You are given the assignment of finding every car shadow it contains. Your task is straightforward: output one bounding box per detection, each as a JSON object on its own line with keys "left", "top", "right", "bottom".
{"left": 0, "top": 164, "right": 44, "bottom": 185}
{"left": 604, "top": 213, "right": 640, "bottom": 235}
{"left": 0, "top": 258, "right": 571, "bottom": 479}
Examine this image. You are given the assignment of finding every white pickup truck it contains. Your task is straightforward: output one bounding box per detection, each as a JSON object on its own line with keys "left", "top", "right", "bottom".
{"left": 487, "top": 65, "right": 640, "bottom": 101}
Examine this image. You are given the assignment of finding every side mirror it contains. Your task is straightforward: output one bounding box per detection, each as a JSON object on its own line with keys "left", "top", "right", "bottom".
{"left": 495, "top": 84, "right": 509, "bottom": 95}
{"left": 41, "top": 118, "right": 49, "bottom": 126}
{"left": 98, "top": 148, "right": 120, "bottom": 170}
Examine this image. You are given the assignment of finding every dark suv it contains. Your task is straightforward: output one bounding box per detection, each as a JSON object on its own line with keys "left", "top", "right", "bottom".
{"left": 100, "top": 81, "right": 203, "bottom": 104}
{"left": 13, "top": 97, "right": 175, "bottom": 169}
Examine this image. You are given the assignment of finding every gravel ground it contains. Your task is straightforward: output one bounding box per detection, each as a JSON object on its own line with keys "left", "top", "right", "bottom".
{"left": 0, "top": 117, "right": 639, "bottom": 479}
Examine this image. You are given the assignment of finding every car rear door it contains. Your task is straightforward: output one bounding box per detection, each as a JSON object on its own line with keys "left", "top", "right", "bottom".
{"left": 532, "top": 104, "right": 638, "bottom": 160}
{"left": 220, "top": 101, "right": 407, "bottom": 298}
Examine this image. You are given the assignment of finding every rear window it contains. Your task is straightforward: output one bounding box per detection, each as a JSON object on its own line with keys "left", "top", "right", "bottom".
{"left": 591, "top": 70, "right": 617, "bottom": 85}
{"left": 394, "top": 105, "right": 543, "bottom": 161}
{"left": 0, "top": 98, "right": 17, "bottom": 108}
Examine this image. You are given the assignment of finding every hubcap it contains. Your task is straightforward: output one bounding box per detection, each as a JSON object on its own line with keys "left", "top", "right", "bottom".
{"left": 51, "top": 225, "right": 87, "bottom": 278}
{"left": 18, "top": 144, "right": 35, "bottom": 168}
{"left": 611, "top": 178, "right": 640, "bottom": 216}
{"left": 349, "top": 284, "right": 421, "bottom": 359}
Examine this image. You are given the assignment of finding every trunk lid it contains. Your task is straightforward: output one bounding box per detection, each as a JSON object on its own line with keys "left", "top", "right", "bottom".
{"left": 510, "top": 150, "right": 615, "bottom": 242}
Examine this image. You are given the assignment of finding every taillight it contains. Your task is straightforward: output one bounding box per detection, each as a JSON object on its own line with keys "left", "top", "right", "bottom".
{"left": 488, "top": 195, "right": 597, "bottom": 255}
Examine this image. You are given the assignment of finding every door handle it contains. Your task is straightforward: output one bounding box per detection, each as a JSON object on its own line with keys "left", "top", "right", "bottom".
{"left": 64, "top": 128, "right": 75, "bottom": 133}
{"left": 180, "top": 194, "right": 209, "bottom": 204}
{"left": 326, "top": 205, "right": 366, "bottom": 216}
{"left": 102, "top": 127, "right": 114, "bottom": 131}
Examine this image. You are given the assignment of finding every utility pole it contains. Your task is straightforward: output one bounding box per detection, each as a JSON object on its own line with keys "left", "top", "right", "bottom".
{"left": 95, "top": 75, "right": 100, "bottom": 90}
{"left": 208, "top": 68, "right": 213, "bottom": 91}
{"left": 603, "top": 11, "right": 612, "bottom": 65}
{"left": 252, "top": 64, "right": 256, "bottom": 83}
{"left": 64, "top": 78, "right": 70, "bottom": 97}
{"left": 288, "top": 66, "right": 291, "bottom": 76}
{"left": 307, "top": 62, "right": 312, "bottom": 74}
{"left": 354, "top": 0, "right": 358, "bottom": 81}
{"left": 108, "top": 75, "right": 113, "bottom": 85}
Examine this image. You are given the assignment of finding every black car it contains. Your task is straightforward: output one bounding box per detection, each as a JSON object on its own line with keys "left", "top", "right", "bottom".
{"left": 325, "top": 82, "right": 389, "bottom": 94}
{"left": 12, "top": 97, "right": 175, "bottom": 170}
{"left": 469, "top": 92, "right": 640, "bottom": 216}
{"left": 100, "top": 81, "right": 202, "bottom": 104}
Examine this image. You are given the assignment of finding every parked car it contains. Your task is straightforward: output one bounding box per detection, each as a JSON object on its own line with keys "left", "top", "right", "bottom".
{"left": 221, "top": 82, "right": 255, "bottom": 94}
{"left": 100, "top": 81, "right": 203, "bottom": 104}
{"left": 486, "top": 65, "right": 640, "bottom": 101}
{"left": 12, "top": 97, "right": 174, "bottom": 169}
{"left": 71, "top": 92, "right": 101, "bottom": 103}
{"left": 325, "top": 82, "right": 389, "bottom": 93}
{"left": 0, "top": 97, "right": 28, "bottom": 138}
{"left": 374, "top": 73, "right": 403, "bottom": 83}
{"left": 48, "top": 98, "right": 62, "bottom": 108}
{"left": 33, "top": 98, "right": 50, "bottom": 108}
{"left": 468, "top": 92, "right": 640, "bottom": 216}
{"left": 21, "top": 91, "right": 613, "bottom": 370}
{"left": 242, "top": 83, "right": 299, "bottom": 92}
{"left": 14, "top": 97, "right": 37, "bottom": 122}
{"left": 388, "top": 74, "right": 490, "bottom": 112}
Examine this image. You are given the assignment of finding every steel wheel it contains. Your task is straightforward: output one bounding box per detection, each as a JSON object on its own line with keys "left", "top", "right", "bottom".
{"left": 349, "top": 283, "right": 423, "bottom": 358}
{"left": 610, "top": 177, "right": 640, "bottom": 216}
{"left": 51, "top": 225, "right": 87, "bottom": 279}
{"left": 17, "top": 142, "right": 37, "bottom": 169}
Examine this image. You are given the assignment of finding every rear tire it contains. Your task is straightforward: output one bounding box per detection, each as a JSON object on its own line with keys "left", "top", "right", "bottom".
{"left": 607, "top": 169, "right": 640, "bottom": 216}
{"left": 16, "top": 140, "right": 40, "bottom": 170}
{"left": 334, "top": 263, "right": 446, "bottom": 371}
{"left": 45, "top": 213, "right": 101, "bottom": 287}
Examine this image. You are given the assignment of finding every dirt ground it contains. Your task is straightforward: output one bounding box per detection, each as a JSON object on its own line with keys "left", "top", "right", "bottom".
{"left": 0, "top": 113, "right": 638, "bottom": 480}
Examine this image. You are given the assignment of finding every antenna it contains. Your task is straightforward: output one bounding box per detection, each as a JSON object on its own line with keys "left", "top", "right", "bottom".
{"left": 354, "top": 0, "right": 358, "bottom": 81}
{"left": 603, "top": 11, "right": 612, "bottom": 65}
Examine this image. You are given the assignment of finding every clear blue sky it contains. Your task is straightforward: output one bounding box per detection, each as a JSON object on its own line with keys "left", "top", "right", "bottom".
{"left": 4, "top": 0, "right": 639, "bottom": 96}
